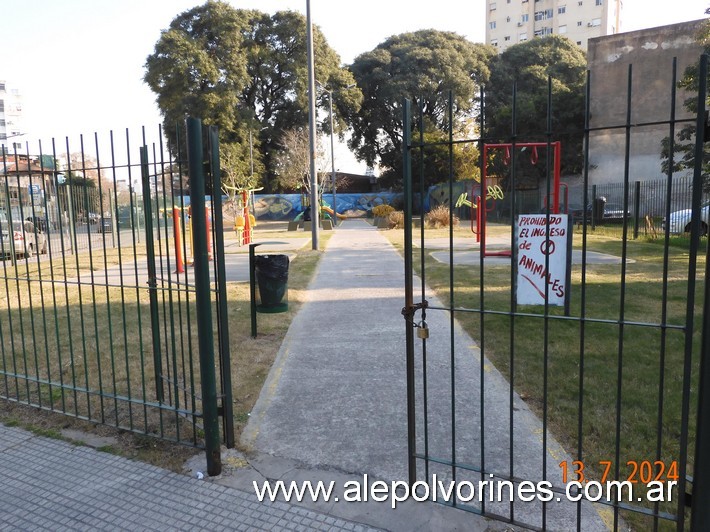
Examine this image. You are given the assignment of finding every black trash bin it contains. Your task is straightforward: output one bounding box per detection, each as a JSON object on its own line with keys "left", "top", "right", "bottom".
{"left": 593, "top": 196, "right": 607, "bottom": 224}
{"left": 254, "top": 254, "right": 289, "bottom": 313}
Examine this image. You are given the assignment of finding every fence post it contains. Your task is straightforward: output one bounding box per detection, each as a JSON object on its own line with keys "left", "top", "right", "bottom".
{"left": 186, "top": 117, "right": 222, "bottom": 476}
{"left": 208, "top": 125, "right": 235, "bottom": 449}
{"left": 402, "top": 98, "right": 417, "bottom": 486}
{"left": 633, "top": 180, "right": 640, "bottom": 239}
{"left": 140, "top": 147, "right": 164, "bottom": 404}
{"left": 690, "top": 53, "right": 710, "bottom": 531}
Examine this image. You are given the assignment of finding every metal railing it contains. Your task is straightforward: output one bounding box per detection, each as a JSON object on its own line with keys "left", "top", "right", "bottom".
{"left": 403, "top": 56, "right": 710, "bottom": 530}
{"left": 0, "top": 121, "right": 232, "bottom": 468}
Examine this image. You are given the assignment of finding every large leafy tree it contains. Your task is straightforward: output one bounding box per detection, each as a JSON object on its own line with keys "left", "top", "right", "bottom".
{"left": 349, "top": 30, "right": 495, "bottom": 189}
{"left": 484, "top": 35, "right": 587, "bottom": 187}
{"left": 660, "top": 11, "right": 710, "bottom": 189}
{"left": 144, "top": 1, "right": 361, "bottom": 192}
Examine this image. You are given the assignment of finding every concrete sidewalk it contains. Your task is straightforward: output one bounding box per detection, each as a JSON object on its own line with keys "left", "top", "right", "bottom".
{"left": 0, "top": 422, "right": 377, "bottom": 531}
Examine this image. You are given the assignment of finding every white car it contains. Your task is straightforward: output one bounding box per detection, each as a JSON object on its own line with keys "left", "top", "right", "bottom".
{"left": 0, "top": 220, "right": 47, "bottom": 258}
{"left": 663, "top": 202, "right": 710, "bottom": 235}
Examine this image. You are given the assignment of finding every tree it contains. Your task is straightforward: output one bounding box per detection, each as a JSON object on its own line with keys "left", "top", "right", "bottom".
{"left": 272, "top": 127, "right": 327, "bottom": 196}
{"left": 483, "top": 35, "right": 587, "bottom": 186}
{"left": 348, "top": 30, "right": 495, "bottom": 188}
{"left": 144, "top": 1, "right": 361, "bottom": 192}
{"left": 660, "top": 10, "right": 710, "bottom": 189}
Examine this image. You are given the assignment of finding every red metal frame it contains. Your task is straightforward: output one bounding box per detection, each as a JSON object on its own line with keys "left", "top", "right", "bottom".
{"left": 478, "top": 142, "right": 562, "bottom": 257}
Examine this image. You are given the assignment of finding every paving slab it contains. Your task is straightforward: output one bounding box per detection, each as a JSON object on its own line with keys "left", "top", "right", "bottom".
{"left": 0, "top": 422, "right": 380, "bottom": 532}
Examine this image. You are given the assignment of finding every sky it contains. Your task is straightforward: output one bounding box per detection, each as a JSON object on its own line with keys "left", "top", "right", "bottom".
{"left": 3, "top": 0, "right": 709, "bottom": 174}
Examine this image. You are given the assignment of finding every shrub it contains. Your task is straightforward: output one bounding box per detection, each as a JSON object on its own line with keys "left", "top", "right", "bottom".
{"left": 389, "top": 210, "right": 405, "bottom": 229}
{"left": 372, "top": 204, "right": 395, "bottom": 218}
{"left": 425, "top": 205, "right": 459, "bottom": 228}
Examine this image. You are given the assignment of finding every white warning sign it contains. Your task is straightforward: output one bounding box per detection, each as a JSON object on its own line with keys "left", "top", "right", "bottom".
{"left": 516, "top": 214, "right": 568, "bottom": 306}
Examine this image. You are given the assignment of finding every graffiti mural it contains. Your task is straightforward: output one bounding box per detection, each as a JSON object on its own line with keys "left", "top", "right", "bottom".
{"left": 252, "top": 193, "right": 404, "bottom": 220}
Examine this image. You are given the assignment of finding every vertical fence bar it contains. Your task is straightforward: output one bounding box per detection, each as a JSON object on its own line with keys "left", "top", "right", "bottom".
{"left": 141, "top": 146, "right": 164, "bottom": 404}
{"left": 640, "top": 181, "right": 641, "bottom": 240}
{"left": 657, "top": 57, "right": 678, "bottom": 531}
{"left": 186, "top": 117, "right": 222, "bottom": 476}
{"left": 402, "top": 98, "right": 417, "bottom": 486}
{"left": 208, "top": 125, "right": 234, "bottom": 449}
{"left": 689, "top": 53, "right": 709, "bottom": 532}
{"left": 446, "top": 90, "right": 457, "bottom": 500}
{"left": 417, "top": 97, "right": 430, "bottom": 483}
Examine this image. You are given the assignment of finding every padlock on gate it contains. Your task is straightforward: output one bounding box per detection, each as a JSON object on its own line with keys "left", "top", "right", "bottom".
{"left": 417, "top": 320, "right": 430, "bottom": 339}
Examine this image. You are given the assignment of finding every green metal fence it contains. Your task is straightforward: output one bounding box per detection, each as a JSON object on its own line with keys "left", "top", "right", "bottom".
{"left": 403, "top": 56, "right": 710, "bottom": 530}
{"left": 0, "top": 119, "right": 233, "bottom": 471}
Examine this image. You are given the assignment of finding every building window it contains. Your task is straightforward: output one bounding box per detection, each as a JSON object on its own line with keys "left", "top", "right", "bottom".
{"left": 0, "top": 133, "right": 5, "bottom": 141}
{"left": 491, "top": 39, "right": 499, "bottom": 46}
{"left": 521, "top": 13, "right": 529, "bottom": 22}
{"left": 558, "top": 5, "right": 566, "bottom": 14}
{"left": 596, "top": 0, "right": 602, "bottom": 4}
{"left": 559, "top": 24, "right": 567, "bottom": 34}
{"left": 534, "top": 9, "right": 553, "bottom": 21}
{"left": 519, "top": 32, "right": 528, "bottom": 41}
{"left": 590, "top": 17, "right": 601, "bottom": 26}
{"left": 578, "top": 0, "right": 583, "bottom": 4}
{"left": 577, "top": 20, "right": 583, "bottom": 26}
{"left": 0, "top": 83, "right": 5, "bottom": 92}
{"left": 490, "top": 2, "right": 497, "bottom": 9}
{"left": 577, "top": 40, "right": 582, "bottom": 45}
{"left": 490, "top": 21, "right": 497, "bottom": 29}
{"left": 504, "top": 35, "right": 511, "bottom": 41}
{"left": 534, "top": 27, "right": 553, "bottom": 36}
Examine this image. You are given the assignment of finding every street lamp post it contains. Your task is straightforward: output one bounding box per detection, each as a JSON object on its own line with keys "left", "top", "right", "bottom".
{"left": 306, "top": 0, "right": 319, "bottom": 250}
{"left": 316, "top": 82, "right": 355, "bottom": 227}
{"left": 327, "top": 92, "right": 337, "bottom": 226}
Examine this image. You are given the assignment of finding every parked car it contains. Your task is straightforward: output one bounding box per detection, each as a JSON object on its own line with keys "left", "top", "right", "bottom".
{"left": 599, "top": 202, "right": 631, "bottom": 222}
{"left": 550, "top": 202, "right": 630, "bottom": 224}
{"left": 97, "top": 217, "right": 113, "bottom": 233}
{"left": 0, "top": 220, "right": 47, "bottom": 258}
{"left": 662, "top": 201, "right": 710, "bottom": 235}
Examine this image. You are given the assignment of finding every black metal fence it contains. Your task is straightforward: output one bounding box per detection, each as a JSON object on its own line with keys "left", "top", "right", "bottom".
{"left": 0, "top": 120, "right": 232, "bottom": 472}
{"left": 403, "top": 56, "right": 710, "bottom": 530}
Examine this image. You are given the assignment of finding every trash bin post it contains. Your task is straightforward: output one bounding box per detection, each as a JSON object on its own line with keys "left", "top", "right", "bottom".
{"left": 249, "top": 243, "right": 262, "bottom": 338}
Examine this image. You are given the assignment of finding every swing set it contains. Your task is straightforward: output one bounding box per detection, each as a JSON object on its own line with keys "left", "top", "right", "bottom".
{"left": 454, "top": 142, "right": 563, "bottom": 257}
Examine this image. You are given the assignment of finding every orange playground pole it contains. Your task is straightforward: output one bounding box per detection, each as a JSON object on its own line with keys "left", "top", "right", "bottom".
{"left": 173, "top": 207, "right": 184, "bottom": 273}
{"left": 205, "top": 206, "right": 213, "bottom": 261}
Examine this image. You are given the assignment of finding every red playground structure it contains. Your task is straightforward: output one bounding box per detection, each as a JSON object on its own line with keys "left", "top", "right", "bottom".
{"left": 456, "top": 142, "right": 562, "bottom": 257}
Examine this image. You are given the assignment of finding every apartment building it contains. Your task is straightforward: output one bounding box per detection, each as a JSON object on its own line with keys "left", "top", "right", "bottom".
{"left": 0, "top": 80, "right": 24, "bottom": 153}
{"left": 486, "top": 0, "right": 622, "bottom": 52}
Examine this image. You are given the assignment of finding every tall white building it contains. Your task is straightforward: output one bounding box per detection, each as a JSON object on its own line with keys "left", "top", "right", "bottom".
{"left": 0, "top": 81, "right": 25, "bottom": 153}
{"left": 486, "top": 0, "right": 622, "bottom": 52}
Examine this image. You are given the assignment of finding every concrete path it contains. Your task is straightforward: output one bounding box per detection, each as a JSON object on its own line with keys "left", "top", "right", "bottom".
{"left": 242, "top": 219, "right": 609, "bottom": 531}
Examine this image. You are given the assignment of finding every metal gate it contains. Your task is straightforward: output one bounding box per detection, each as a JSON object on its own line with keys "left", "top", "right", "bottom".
{"left": 0, "top": 118, "right": 232, "bottom": 474}
{"left": 403, "top": 56, "right": 710, "bottom": 530}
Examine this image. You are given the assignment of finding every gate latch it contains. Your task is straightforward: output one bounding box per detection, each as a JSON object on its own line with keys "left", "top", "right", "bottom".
{"left": 402, "top": 300, "right": 429, "bottom": 339}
